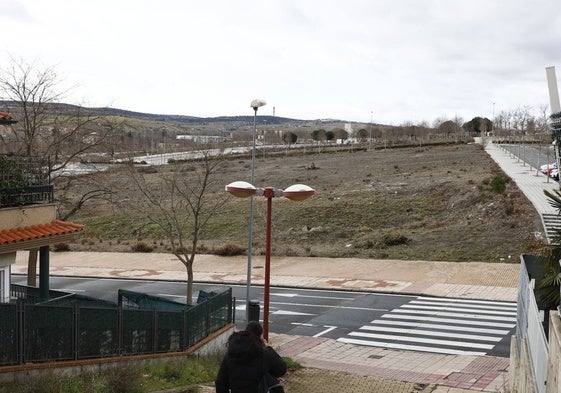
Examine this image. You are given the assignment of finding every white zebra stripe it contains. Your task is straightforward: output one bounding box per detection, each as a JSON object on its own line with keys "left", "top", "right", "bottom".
{"left": 370, "top": 319, "right": 510, "bottom": 335}
{"left": 381, "top": 313, "right": 515, "bottom": 328}
{"left": 391, "top": 308, "right": 516, "bottom": 322}
{"left": 338, "top": 337, "right": 487, "bottom": 356}
{"left": 359, "top": 325, "right": 502, "bottom": 342}
{"left": 348, "top": 331, "right": 494, "bottom": 349}
{"left": 401, "top": 304, "right": 516, "bottom": 316}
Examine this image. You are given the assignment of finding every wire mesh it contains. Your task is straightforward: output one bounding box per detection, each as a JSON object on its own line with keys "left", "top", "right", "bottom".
{"left": 78, "top": 307, "right": 119, "bottom": 359}
{"left": 24, "top": 305, "right": 74, "bottom": 362}
{"left": 0, "top": 304, "right": 17, "bottom": 366}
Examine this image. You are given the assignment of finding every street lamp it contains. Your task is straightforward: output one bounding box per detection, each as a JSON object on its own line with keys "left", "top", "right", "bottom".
{"left": 226, "top": 181, "right": 315, "bottom": 340}
{"left": 368, "top": 110, "right": 373, "bottom": 150}
{"left": 245, "top": 99, "right": 266, "bottom": 321}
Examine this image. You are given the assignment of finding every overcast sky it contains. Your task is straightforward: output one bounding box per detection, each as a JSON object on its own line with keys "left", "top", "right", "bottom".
{"left": 2, "top": 0, "right": 561, "bottom": 125}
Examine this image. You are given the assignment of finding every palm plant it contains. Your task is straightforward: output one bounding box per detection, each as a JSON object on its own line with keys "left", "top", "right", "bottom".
{"left": 538, "top": 189, "right": 561, "bottom": 308}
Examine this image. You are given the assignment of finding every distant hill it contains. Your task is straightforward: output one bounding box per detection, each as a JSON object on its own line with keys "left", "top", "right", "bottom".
{"left": 0, "top": 100, "right": 326, "bottom": 126}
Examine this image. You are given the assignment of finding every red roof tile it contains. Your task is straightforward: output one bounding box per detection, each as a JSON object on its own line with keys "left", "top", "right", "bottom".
{"left": 0, "top": 220, "right": 84, "bottom": 245}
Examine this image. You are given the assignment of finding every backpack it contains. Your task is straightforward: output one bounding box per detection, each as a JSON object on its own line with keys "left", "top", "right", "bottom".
{"left": 257, "top": 371, "right": 285, "bottom": 393}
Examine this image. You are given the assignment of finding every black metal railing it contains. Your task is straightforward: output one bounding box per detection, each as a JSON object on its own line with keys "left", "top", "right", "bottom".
{"left": 0, "top": 154, "right": 52, "bottom": 208}
{"left": 10, "top": 284, "right": 69, "bottom": 305}
{"left": 0, "top": 184, "right": 54, "bottom": 208}
{"left": 0, "top": 288, "right": 233, "bottom": 366}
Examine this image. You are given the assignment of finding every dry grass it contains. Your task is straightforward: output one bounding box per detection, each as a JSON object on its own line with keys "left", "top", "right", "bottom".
{"left": 66, "top": 142, "right": 543, "bottom": 262}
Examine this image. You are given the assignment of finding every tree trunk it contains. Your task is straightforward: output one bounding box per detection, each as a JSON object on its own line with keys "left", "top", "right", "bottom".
{"left": 186, "top": 260, "right": 194, "bottom": 305}
{"left": 27, "top": 248, "right": 38, "bottom": 286}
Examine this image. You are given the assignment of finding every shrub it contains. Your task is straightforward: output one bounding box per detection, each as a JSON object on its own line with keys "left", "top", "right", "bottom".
{"left": 382, "top": 233, "right": 410, "bottom": 247}
{"left": 53, "top": 243, "right": 70, "bottom": 252}
{"left": 213, "top": 243, "right": 246, "bottom": 256}
{"left": 131, "top": 241, "right": 154, "bottom": 253}
{"left": 104, "top": 366, "right": 144, "bottom": 393}
{"left": 490, "top": 175, "right": 507, "bottom": 193}
{"left": 161, "top": 360, "right": 184, "bottom": 380}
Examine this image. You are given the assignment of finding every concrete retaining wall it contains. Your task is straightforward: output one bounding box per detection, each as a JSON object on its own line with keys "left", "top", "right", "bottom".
{"left": 510, "top": 312, "right": 561, "bottom": 393}
{"left": 547, "top": 311, "right": 561, "bottom": 393}
{"left": 509, "top": 335, "right": 538, "bottom": 393}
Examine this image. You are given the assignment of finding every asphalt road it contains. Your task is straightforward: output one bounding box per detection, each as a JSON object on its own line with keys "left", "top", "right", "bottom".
{"left": 501, "top": 143, "right": 557, "bottom": 175}
{"left": 12, "top": 275, "right": 515, "bottom": 358}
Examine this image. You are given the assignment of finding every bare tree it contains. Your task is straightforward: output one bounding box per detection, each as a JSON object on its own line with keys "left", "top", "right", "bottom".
{"left": 511, "top": 105, "right": 532, "bottom": 138}
{"left": 0, "top": 58, "right": 119, "bottom": 171}
{"left": 0, "top": 57, "right": 120, "bottom": 285}
{"left": 127, "top": 151, "right": 228, "bottom": 304}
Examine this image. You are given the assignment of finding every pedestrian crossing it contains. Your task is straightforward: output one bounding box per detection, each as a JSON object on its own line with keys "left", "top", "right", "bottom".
{"left": 338, "top": 296, "right": 517, "bottom": 356}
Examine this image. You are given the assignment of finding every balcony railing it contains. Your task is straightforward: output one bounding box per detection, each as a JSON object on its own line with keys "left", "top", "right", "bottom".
{"left": 0, "top": 184, "right": 54, "bottom": 208}
{"left": 0, "top": 155, "right": 52, "bottom": 208}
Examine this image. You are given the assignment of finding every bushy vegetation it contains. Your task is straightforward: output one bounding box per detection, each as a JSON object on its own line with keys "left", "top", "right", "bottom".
{"left": 53, "top": 242, "right": 71, "bottom": 252}
{"left": 213, "top": 243, "right": 246, "bottom": 256}
{"left": 0, "top": 356, "right": 222, "bottom": 393}
{"left": 131, "top": 241, "right": 154, "bottom": 253}
{"left": 490, "top": 174, "right": 507, "bottom": 193}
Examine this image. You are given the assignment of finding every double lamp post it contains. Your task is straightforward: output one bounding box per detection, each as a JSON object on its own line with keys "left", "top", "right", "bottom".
{"left": 226, "top": 181, "right": 315, "bottom": 340}
{"left": 225, "top": 99, "right": 315, "bottom": 340}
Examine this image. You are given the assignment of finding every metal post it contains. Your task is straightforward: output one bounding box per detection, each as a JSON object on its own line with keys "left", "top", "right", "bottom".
{"left": 39, "top": 246, "right": 49, "bottom": 300}
{"left": 246, "top": 108, "right": 258, "bottom": 322}
{"left": 547, "top": 144, "right": 551, "bottom": 183}
{"left": 536, "top": 141, "right": 541, "bottom": 177}
{"left": 263, "top": 187, "right": 274, "bottom": 341}
{"left": 546, "top": 67, "right": 561, "bottom": 189}
{"left": 368, "top": 111, "right": 373, "bottom": 150}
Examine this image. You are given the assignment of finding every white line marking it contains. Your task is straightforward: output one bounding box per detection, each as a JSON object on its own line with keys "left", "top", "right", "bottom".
{"left": 391, "top": 309, "right": 516, "bottom": 322}
{"left": 359, "top": 325, "right": 501, "bottom": 342}
{"left": 156, "top": 294, "right": 186, "bottom": 299}
{"left": 272, "top": 293, "right": 354, "bottom": 300}
{"left": 337, "top": 337, "right": 487, "bottom": 356}
{"left": 401, "top": 304, "right": 517, "bottom": 316}
{"left": 370, "top": 320, "right": 510, "bottom": 335}
{"left": 314, "top": 326, "right": 337, "bottom": 338}
{"left": 410, "top": 300, "right": 517, "bottom": 311}
{"left": 382, "top": 314, "right": 515, "bottom": 328}
{"left": 348, "top": 331, "right": 494, "bottom": 349}
{"left": 272, "top": 310, "right": 315, "bottom": 316}
{"left": 270, "top": 301, "right": 388, "bottom": 312}
{"left": 416, "top": 296, "right": 517, "bottom": 307}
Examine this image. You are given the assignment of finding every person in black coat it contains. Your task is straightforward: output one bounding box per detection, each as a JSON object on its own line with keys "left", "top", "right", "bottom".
{"left": 215, "top": 324, "right": 286, "bottom": 393}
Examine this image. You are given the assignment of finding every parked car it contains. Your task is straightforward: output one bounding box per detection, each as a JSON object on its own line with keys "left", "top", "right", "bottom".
{"left": 540, "top": 162, "right": 557, "bottom": 174}
{"left": 550, "top": 168, "right": 559, "bottom": 181}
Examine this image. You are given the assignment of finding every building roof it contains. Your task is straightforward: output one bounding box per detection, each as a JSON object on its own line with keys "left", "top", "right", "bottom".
{"left": 0, "top": 220, "right": 84, "bottom": 253}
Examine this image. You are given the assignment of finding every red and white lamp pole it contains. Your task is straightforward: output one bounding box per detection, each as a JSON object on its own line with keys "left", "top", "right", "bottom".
{"left": 225, "top": 181, "right": 315, "bottom": 340}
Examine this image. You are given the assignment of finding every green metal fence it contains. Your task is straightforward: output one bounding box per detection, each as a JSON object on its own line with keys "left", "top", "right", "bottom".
{"left": 0, "top": 288, "right": 233, "bottom": 366}
{"left": 0, "top": 304, "right": 17, "bottom": 366}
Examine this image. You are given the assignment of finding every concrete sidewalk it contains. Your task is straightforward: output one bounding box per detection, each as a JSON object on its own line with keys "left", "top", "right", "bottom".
{"left": 13, "top": 251, "right": 520, "bottom": 302}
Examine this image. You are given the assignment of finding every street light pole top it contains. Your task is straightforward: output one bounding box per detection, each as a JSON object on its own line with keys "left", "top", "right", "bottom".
{"left": 226, "top": 182, "right": 315, "bottom": 201}
{"left": 282, "top": 184, "right": 316, "bottom": 201}
{"left": 225, "top": 181, "right": 256, "bottom": 198}
{"left": 250, "top": 99, "right": 267, "bottom": 110}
